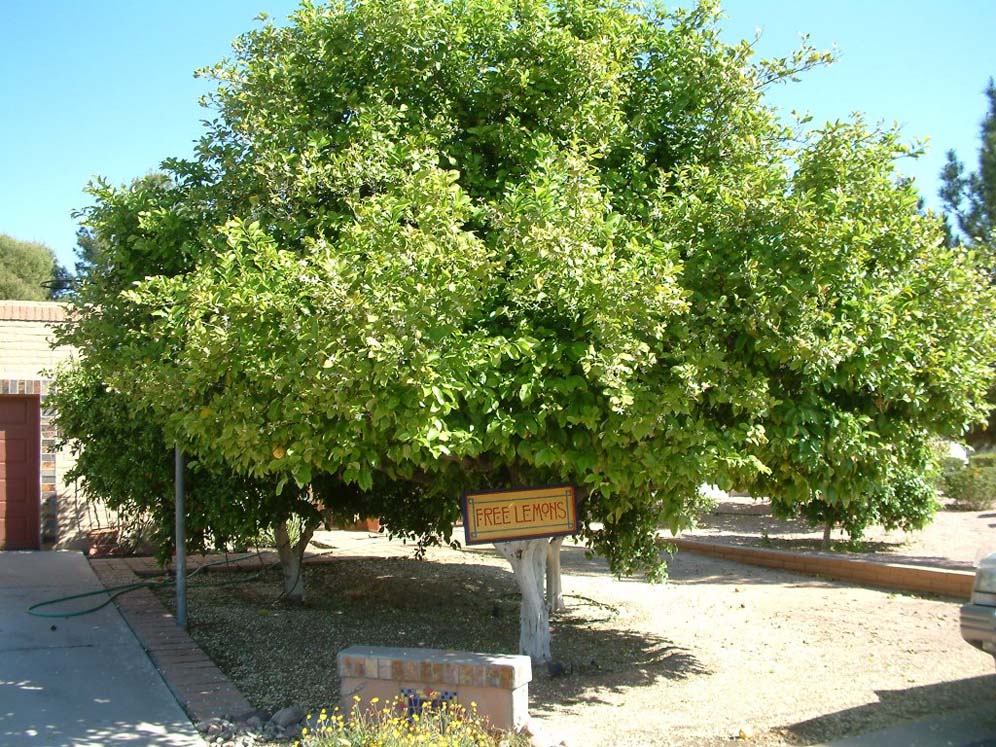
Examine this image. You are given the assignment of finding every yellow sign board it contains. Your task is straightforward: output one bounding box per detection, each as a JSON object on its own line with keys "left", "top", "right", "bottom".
{"left": 462, "top": 485, "right": 578, "bottom": 545}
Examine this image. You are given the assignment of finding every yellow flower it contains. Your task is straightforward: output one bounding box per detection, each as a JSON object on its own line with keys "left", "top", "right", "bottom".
{"left": 371, "top": 696, "right": 380, "bottom": 704}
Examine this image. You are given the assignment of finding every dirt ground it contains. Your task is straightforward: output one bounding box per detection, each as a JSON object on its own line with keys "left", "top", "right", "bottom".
{"left": 327, "top": 506, "right": 995, "bottom": 746}
{"left": 527, "top": 499, "right": 996, "bottom": 745}
{"left": 166, "top": 504, "right": 996, "bottom": 747}
{"left": 527, "top": 540, "right": 994, "bottom": 746}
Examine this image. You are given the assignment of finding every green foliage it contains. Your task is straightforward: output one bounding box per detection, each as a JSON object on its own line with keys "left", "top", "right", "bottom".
{"left": 0, "top": 233, "right": 68, "bottom": 300}
{"left": 773, "top": 460, "right": 940, "bottom": 542}
{"left": 942, "top": 451, "right": 996, "bottom": 511}
{"left": 940, "top": 78, "right": 996, "bottom": 250}
{"left": 968, "top": 451, "right": 996, "bottom": 469}
{"left": 51, "top": 172, "right": 334, "bottom": 564}
{"left": 943, "top": 466, "right": 996, "bottom": 511}
{"left": 47, "top": 364, "right": 313, "bottom": 562}
{"left": 55, "top": 171, "right": 433, "bottom": 564}
{"left": 937, "top": 457, "right": 968, "bottom": 486}
{"left": 61, "top": 0, "right": 996, "bottom": 579}
{"left": 939, "top": 80, "right": 996, "bottom": 447}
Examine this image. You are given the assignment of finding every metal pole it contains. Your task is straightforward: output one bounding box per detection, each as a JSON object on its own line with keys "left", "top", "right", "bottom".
{"left": 174, "top": 445, "right": 187, "bottom": 629}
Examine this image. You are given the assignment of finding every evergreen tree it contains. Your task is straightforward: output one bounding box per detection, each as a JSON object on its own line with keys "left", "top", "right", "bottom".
{"left": 940, "top": 78, "right": 996, "bottom": 250}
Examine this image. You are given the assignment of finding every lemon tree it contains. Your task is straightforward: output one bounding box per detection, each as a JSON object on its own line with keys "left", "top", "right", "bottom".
{"left": 60, "top": 0, "right": 996, "bottom": 659}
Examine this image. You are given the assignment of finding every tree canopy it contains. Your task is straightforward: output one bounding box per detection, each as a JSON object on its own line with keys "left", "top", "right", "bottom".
{"left": 0, "top": 233, "right": 69, "bottom": 300}
{"left": 51, "top": 172, "right": 430, "bottom": 599}
{"left": 60, "top": 0, "right": 996, "bottom": 587}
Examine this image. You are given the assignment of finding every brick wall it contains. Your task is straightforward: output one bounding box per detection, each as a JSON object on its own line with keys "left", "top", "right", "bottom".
{"left": 0, "top": 300, "right": 114, "bottom": 549}
{"left": 0, "top": 303, "right": 72, "bottom": 380}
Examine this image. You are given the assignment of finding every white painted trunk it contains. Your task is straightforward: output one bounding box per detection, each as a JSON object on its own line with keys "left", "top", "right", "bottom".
{"left": 497, "top": 539, "right": 551, "bottom": 663}
{"left": 546, "top": 536, "right": 566, "bottom": 613}
{"left": 274, "top": 520, "right": 309, "bottom": 602}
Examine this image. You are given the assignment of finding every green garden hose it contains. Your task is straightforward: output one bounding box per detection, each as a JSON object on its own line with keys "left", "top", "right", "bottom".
{"left": 27, "top": 551, "right": 268, "bottom": 619}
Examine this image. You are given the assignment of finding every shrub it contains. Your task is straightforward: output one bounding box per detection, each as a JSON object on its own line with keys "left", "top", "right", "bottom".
{"left": 967, "top": 451, "right": 996, "bottom": 469}
{"left": 771, "top": 463, "right": 940, "bottom": 548}
{"left": 943, "top": 453, "right": 996, "bottom": 511}
{"left": 938, "top": 456, "right": 969, "bottom": 478}
{"left": 298, "top": 699, "right": 530, "bottom": 747}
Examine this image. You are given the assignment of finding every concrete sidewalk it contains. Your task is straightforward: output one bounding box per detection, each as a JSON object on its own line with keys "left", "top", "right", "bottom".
{"left": 0, "top": 551, "right": 205, "bottom": 747}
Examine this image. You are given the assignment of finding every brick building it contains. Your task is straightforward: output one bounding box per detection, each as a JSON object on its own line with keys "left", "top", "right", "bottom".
{"left": 0, "top": 300, "right": 113, "bottom": 550}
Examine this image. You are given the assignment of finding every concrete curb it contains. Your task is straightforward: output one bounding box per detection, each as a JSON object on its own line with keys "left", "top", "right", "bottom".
{"left": 671, "top": 538, "right": 975, "bottom": 599}
{"left": 89, "top": 558, "right": 253, "bottom": 723}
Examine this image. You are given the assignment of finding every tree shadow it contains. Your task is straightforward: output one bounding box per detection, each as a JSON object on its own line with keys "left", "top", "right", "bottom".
{"left": 163, "top": 556, "right": 710, "bottom": 714}
{"left": 527, "top": 580, "right": 711, "bottom": 710}
{"left": 855, "top": 553, "right": 977, "bottom": 572}
{"left": 729, "top": 534, "right": 899, "bottom": 554}
{"left": 695, "top": 502, "right": 885, "bottom": 547}
{"left": 528, "top": 620, "right": 709, "bottom": 713}
{"left": 785, "top": 675, "right": 996, "bottom": 745}
{"left": 679, "top": 533, "right": 977, "bottom": 573}
{"left": 979, "top": 512, "right": 996, "bottom": 531}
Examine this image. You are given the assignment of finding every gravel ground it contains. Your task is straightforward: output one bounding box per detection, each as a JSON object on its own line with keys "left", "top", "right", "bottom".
{"left": 155, "top": 519, "right": 996, "bottom": 747}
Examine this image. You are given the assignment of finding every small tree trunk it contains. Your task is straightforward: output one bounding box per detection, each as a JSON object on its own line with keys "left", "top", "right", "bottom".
{"left": 822, "top": 521, "right": 833, "bottom": 551}
{"left": 546, "top": 536, "right": 566, "bottom": 613}
{"left": 273, "top": 519, "right": 317, "bottom": 603}
{"left": 497, "top": 539, "right": 551, "bottom": 664}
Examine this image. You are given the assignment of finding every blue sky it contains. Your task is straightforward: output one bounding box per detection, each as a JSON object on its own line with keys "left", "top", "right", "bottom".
{"left": 2, "top": 1, "right": 995, "bottom": 270}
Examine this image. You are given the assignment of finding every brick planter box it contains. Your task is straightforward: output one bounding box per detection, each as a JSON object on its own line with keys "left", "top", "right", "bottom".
{"left": 337, "top": 646, "right": 531, "bottom": 731}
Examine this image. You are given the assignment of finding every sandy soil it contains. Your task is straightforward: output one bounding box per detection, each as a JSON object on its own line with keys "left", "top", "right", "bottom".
{"left": 530, "top": 542, "right": 994, "bottom": 746}
{"left": 299, "top": 519, "right": 996, "bottom": 747}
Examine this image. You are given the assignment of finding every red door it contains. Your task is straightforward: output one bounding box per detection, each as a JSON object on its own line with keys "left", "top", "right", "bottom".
{"left": 0, "top": 396, "right": 40, "bottom": 550}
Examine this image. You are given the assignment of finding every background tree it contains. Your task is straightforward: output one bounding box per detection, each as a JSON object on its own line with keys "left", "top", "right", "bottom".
{"left": 939, "top": 78, "right": 996, "bottom": 450}
{"left": 0, "top": 233, "right": 70, "bottom": 300}
{"left": 771, "top": 460, "right": 939, "bottom": 550}
{"left": 61, "top": 0, "right": 996, "bottom": 661}
{"left": 940, "top": 78, "right": 996, "bottom": 251}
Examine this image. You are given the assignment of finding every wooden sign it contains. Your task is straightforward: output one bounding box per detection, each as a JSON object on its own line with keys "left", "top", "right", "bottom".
{"left": 461, "top": 484, "right": 578, "bottom": 545}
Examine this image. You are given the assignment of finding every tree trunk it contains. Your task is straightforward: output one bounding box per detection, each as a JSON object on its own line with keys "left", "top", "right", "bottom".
{"left": 546, "top": 536, "right": 566, "bottom": 613}
{"left": 822, "top": 521, "right": 833, "bottom": 551}
{"left": 497, "top": 539, "right": 551, "bottom": 664}
{"left": 274, "top": 519, "right": 317, "bottom": 603}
